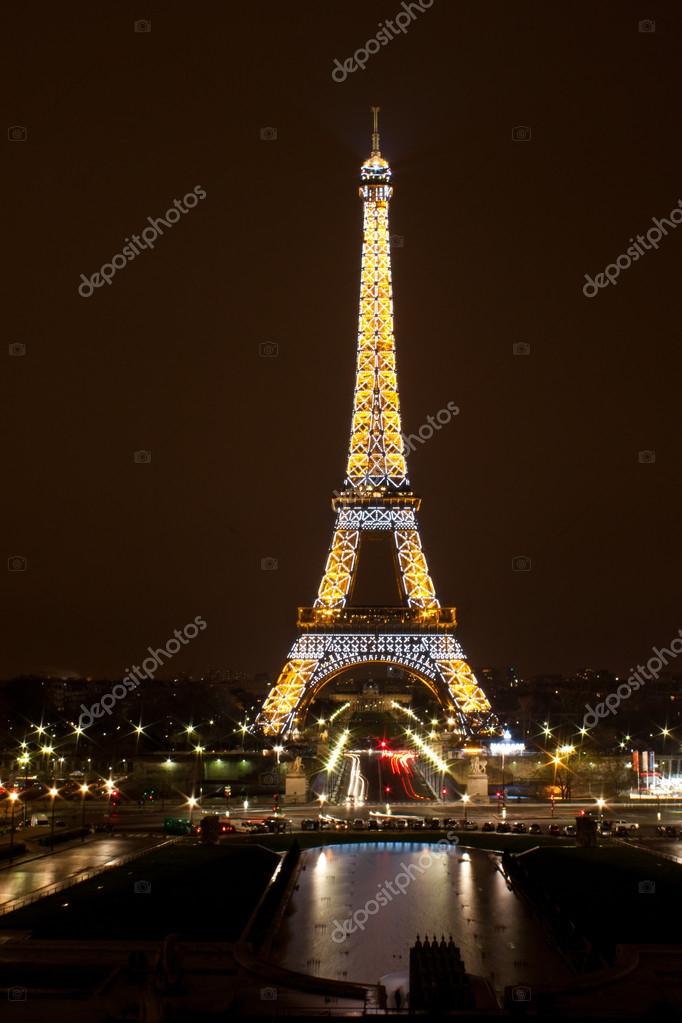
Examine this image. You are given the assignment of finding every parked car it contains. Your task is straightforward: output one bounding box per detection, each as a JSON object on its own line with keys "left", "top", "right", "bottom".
{"left": 301, "top": 818, "right": 319, "bottom": 831}
{"left": 442, "top": 817, "right": 457, "bottom": 829}
{"left": 395, "top": 818, "right": 408, "bottom": 831}
{"left": 460, "top": 820, "right": 478, "bottom": 831}
{"left": 218, "top": 819, "right": 236, "bottom": 834}
{"left": 425, "top": 817, "right": 442, "bottom": 830}
{"left": 352, "top": 818, "right": 365, "bottom": 830}
{"left": 528, "top": 823, "right": 542, "bottom": 835}
{"left": 547, "top": 824, "right": 562, "bottom": 836}
{"left": 511, "top": 822, "right": 527, "bottom": 834}
{"left": 409, "top": 819, "right": 425, "bottom": 830}
{"left": 367, "top": 818, "right": 380, "bottom": 831}
{"left": 611, "top": 819, "right": 639, "bottom": 831}
{"left": 563, "top": 825, "right": 576, "bottom": 837}
{"left": 496, "top": 822, "right": 511, "bottom": 833}
{"left": 482, "top": 821, "right": 496, "bottom": 832}
{"left": 598, "top": 820, "right": 611, "bottom": 833}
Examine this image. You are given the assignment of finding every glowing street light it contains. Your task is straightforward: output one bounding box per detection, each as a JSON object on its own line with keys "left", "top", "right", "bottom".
{"left": 273, "top": 744, "right": 284, "bottom": 764}
{"left": 461, "top": 792, "right": 470, "bottom": 822}
{"left": 48, "top": 786, "right": 59, "bottom": 853}
{"left": 8, "top": 792, "right": 19, "bottom": 864}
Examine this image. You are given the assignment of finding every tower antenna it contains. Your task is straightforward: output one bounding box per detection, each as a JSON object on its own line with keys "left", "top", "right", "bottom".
{"left": 371, "top": 105, "right": 380, "bottom": 154}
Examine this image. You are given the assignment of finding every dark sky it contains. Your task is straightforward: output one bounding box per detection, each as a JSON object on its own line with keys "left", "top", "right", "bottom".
{"left": 4, "top": 1, "right": 682, "bottom": 682}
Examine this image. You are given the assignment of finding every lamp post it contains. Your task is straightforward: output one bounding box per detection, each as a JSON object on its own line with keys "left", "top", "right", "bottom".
{"left": 80, "top": 783, "right": 89, "bottom": 840}
{"left": 596, "top": 797, "right": 606, "bottom": 830}
{"left": 187, "top": 794, "right": 198, "bottom": 825}
{"left": 8, "top": 792, "right": 19, "bottom": 865}
{"left": 48, "top": 785, "right": 59, "bottom": 853}
{"left": 462, "top": 792, "right": 470, "bottom": 823}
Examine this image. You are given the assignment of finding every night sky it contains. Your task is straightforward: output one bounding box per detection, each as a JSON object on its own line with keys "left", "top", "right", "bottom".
{"left": 5, "top": 1, "right": 682, "bottom": 682}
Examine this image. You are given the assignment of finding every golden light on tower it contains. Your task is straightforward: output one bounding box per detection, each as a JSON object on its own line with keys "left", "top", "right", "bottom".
{"left": 257, "top": 110, "right": 497, "bottom": 739}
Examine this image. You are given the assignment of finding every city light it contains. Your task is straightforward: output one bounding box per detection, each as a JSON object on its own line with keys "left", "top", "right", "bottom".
{"left": 404, "top": 728, "right": 448, "bottom": 773}
{"left": 325, "top": 729, "right": 350, "bottom": 774}
{"left": 49, "top": 786, "right": 59, "bottom": 798}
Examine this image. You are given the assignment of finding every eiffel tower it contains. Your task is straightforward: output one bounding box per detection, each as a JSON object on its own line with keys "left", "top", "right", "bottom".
{"left": 258, "top": 109, "right": 496, "bottom": 739}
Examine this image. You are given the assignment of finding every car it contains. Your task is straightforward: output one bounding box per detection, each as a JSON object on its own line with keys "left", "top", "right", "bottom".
{"left": 666, "top": 825, "right": 679, "bottom": 838}
{"left": 163, "top": 816, "right": 199, "bottom": 836}
{"left": 395, "top": 818, "right": 408, "bottom": 831}
{"left": 611, "top": 819, "right": 639, "bottom": 831}
{"left": 461, "top": 820, "right": 478, "bottom": 831}
{"left": 511, "top": 822, "right": 527, "bottom": 834}
{"left": 30, "top": 814, "right": 49, "bottom": 828}
{"left": 367, "top": 818, "right": 379, "bottom": 831}
{"left": 496, "top": 822, "right": 511, "bottom": 833}
{"left": 301, "top": 818, "right": 319, "bottom": 831}
{"left": 547, "top": 824, "right": 562, "bottom": 836}
{"left": 218, "top": 820, "right": 236, "bottom": 834}
{"left": 528, "top": 823, "right": 542, "bottom": 835}
{"left": 563, "top": 825, "right": 576, "bottom": 837}
{"left": 409, "top": 819, "right": 425, "bottom": 830}
{"left": 614, "top": 825, "right": 629, "bottom": 837}
{"left": 352, "top": 818, "right": 365, "bottom": 830}
{"left": 482, "top": 821, "right": 496, "bottom": 832}
{"left": 381, "top": 818, "right": 394, "bottom": 831}
{"left": 425, "top": 817, "right": 442, "bottom": 830}
{"left": 442, "top": 817, "right": 457, "bottom": 829}
{"left": 265, "top": 816, "right": 287, "bottom": 833}
{"left": 334, "top": 820, "right": 349, "bottom": 831}
{"left": 598, "top": 820, "right": 611, "bottom": 833}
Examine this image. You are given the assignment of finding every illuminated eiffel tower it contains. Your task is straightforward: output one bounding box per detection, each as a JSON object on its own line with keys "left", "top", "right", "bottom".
{"left": 258, "top": 109, "right": 496, "bottom": 739}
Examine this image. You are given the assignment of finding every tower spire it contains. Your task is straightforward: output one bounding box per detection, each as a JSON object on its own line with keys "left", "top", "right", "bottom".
{"left": 371, "top": 105, "right": 381, "bottom": 155}
{"left": 346, "top": 109, "right": 406, "bottom": 490}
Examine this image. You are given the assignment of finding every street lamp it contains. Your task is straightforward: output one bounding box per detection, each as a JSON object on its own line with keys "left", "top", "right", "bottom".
{"left": 80, "top": 783, "right": 89, "bottom": 840}
{"left": 8, "top": 792, "right": 19, "bottom": 865}
{"left": 273, "top": 744, "right": 283, "bottom": 765}
{"left": 48, "top": 785, "right": 59, "bottom": 852}
{"left": 462, "top": 792, "right": 470, "bottom": 823}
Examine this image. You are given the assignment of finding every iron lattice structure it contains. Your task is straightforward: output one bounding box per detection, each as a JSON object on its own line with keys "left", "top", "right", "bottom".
{"left": 258, "top": 110, "right": 497, "bottom": 738}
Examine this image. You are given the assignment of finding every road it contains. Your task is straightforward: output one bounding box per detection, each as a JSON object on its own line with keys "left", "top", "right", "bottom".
{"left": 0, "top": 834, "right": 171, "bottom": 911}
